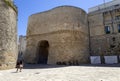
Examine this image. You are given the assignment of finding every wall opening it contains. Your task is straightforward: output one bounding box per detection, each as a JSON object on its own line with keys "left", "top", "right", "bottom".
{"left": 105, "top": 26, "right": 110, "bottom": 34}
{"left": 37, "top": 40, "right": 49, "bottom": 64}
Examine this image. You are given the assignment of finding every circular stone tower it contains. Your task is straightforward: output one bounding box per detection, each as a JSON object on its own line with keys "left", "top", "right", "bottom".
{"left": 25, "top": 6, "right": 90, "bottom": 65}
{"left": 0, "top": 0, "right": 17, "bottom": 69}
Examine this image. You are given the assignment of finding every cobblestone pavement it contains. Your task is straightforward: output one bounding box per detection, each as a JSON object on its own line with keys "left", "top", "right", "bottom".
{"left": 0, "top": 64, "right": 120, "bottom": 81}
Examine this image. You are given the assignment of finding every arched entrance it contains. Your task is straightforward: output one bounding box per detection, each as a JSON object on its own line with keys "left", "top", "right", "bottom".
{"left": 37, "top": 40, "right": 49, "bottom": 64}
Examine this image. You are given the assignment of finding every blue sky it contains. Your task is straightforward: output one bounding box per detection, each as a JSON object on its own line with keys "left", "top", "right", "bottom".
{"left": 14, "top": 0, "right": 112, "bottom": 36}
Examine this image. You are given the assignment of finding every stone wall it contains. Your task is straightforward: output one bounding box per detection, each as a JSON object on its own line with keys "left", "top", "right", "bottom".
{"left": 0, "top": 0, "right": 17, "bottom": 69}
{"left": 88, "top": 13, "right": 104, "bottom": 36}
{"left": 27, "top": 6, "right": 87, "bottom": 36}
{"left": 25, "top": 6, "right": 90, "bottom": 64}
{"left": 90, "top": 34, "right": 120, "bottom": 56}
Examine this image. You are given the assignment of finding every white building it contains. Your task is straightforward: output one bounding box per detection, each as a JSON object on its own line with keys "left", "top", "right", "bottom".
{"left": 18, "top": 35, "right": 26, "bottom": 60}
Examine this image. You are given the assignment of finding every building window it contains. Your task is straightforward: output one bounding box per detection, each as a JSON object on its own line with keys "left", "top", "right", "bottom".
{"left": 115, "top": 15, "right": 120, "bottom": 20}
{"left": 105, "top": 26, "right": 110, "bottom": 34}
{"left": 114, "top": 4, "right": 119, "bottom": 7}
{"left": 118, "top": 24, "right": 120, "bottom": 33}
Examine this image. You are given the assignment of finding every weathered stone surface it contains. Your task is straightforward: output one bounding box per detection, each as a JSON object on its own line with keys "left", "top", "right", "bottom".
{"left": 25, "top": 6, "right": 90, "bottom": 64}
{"left": 0, "top": 0, "right": 17, "bottom": 69}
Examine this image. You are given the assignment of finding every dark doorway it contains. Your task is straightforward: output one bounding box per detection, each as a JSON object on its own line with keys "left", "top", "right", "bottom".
{"left": 37, "top": 40, "right": 49, "bottom": 64}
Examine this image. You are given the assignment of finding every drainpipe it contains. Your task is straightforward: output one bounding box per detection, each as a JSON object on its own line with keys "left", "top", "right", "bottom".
{"left": 88, "top": 21, "right": 91, "bottom": 56}
{"left": 102, "top": 12, "right": 105, "bottom": 64}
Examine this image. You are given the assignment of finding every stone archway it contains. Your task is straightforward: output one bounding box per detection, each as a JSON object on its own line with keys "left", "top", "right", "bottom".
{"left": 37, "top": 40, "right": 49, "bottom": 64}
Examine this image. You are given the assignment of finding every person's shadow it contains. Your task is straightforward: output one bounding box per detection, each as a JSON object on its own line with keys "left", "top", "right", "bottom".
{"left": 11, "top": 71, "right": 18, "bottom": 73}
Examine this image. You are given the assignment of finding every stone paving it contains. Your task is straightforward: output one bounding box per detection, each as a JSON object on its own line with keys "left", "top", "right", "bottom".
{"left": 0, "top": 64, "right": 120, "bottom": 81}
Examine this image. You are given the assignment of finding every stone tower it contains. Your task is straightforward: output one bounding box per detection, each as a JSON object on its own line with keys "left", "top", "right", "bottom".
{"left": 0, "top": 0, "right": 17, "bottom": 69}
{"left": 25, "top": 6, "right": 90, "bottom": 65}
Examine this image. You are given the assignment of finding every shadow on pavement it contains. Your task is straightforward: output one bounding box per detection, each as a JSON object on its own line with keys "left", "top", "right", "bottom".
{"left": 78, "top": 64, "right": 120, "bottom": 68}
{"left": 23, "top": 64, "right": 68, "bottom": 69}
{"left": 11, "top": 72, "right": 18, "bottom": 73}
{"left": 23, "top": 63, "right": 120, "bottom": 69}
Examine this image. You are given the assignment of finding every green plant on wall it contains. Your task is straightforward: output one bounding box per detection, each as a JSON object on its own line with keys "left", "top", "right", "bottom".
{"left": 3, "top": 0, "right": 17, "bottom": 13}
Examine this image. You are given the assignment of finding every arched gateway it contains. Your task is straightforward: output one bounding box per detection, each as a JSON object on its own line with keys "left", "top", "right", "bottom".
{"left": 36, "top": 40, "right": 49, "bottom": 64}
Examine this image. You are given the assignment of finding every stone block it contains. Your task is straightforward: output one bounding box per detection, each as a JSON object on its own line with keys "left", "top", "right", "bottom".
{"left": 104, "top": 56, "right": 118, "bottom": 64}
{"left": 90, "top": 56, "right": 101, "bottom": 64}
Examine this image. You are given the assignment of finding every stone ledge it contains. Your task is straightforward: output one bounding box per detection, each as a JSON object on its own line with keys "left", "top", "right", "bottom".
{"left": 27, "top": 30, "right": 88, "bottom": 38}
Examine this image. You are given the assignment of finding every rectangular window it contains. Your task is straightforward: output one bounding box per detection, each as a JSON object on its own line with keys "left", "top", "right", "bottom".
{"left": 115, "top": 15, "right": 120, "bottom": 20}
{"left": 118, "top": 24, "right": 120, "bottom": 33}
{"left": 105, "top": 26, "right": 110, "bottom": 34}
